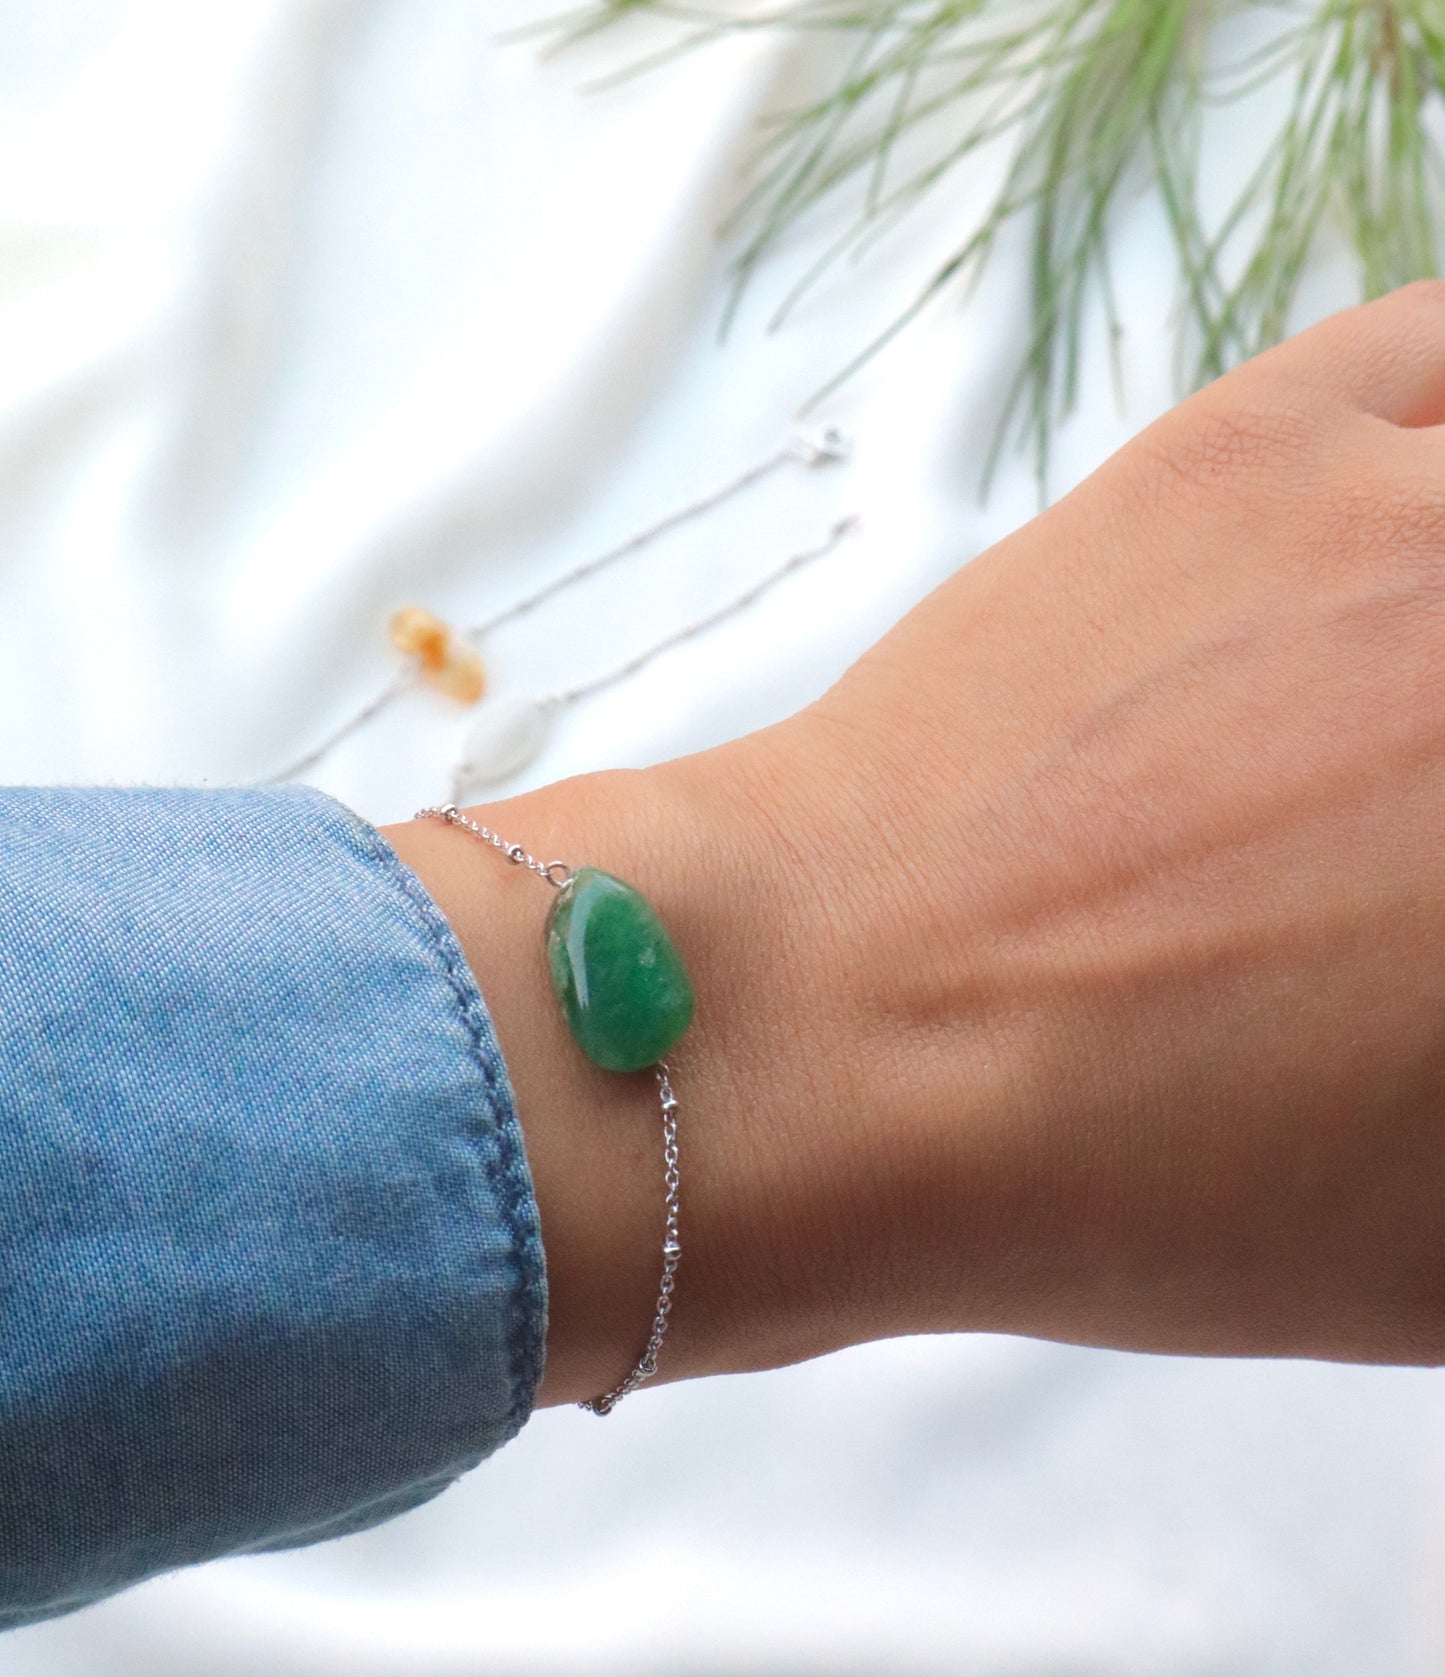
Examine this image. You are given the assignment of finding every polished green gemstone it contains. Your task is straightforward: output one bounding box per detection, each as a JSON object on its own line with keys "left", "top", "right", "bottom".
{"left": 544, "top": 867, "right": 694, "bottom": 1072}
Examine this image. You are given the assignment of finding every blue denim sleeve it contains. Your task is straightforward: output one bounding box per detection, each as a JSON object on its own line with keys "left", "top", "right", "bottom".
{"left": 0, "top": 783, "right": 548, "bottom": 1631}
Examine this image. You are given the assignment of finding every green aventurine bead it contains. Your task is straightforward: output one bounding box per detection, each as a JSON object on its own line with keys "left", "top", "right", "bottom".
{"left": 544, "top": 867, "right": 695, "bottom": 1073}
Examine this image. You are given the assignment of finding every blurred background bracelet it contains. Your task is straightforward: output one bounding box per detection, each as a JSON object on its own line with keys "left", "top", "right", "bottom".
{"left": 416, "top": 801, "right": 691, "bottom": 1415}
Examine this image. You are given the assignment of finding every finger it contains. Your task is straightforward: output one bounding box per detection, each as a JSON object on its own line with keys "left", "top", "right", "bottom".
{"left": 1249, "top": 281, "right": 1445, "bottom": 429}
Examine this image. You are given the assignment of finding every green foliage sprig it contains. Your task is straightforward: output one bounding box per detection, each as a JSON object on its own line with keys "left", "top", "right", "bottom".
{"left": 531, "top": 0, "right": 1445, "bottom": 491}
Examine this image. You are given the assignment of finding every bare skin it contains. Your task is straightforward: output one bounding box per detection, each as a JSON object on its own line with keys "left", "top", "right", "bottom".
{"left": 385, "top": 281, "right": 1445, "bottom": 1407}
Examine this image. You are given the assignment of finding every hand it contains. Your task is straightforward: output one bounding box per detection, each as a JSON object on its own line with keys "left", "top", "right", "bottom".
{"left": 390, "top": 282, "right": 1445, "bottom": 1401}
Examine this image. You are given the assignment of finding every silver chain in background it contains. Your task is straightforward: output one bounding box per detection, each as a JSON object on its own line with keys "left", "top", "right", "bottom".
{"left": 269, "top": 426, "right": 852, "bottom": 786}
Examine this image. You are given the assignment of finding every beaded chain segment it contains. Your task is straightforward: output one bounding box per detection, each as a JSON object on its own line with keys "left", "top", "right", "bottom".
{"left": 416, "top": 801, "right": 691, "bottom": 1415}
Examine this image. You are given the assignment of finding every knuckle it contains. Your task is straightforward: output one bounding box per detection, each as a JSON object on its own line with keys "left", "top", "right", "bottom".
{"left": 1312, "top": 456, "right": 1445, "bottom": 578}
{"left": 1322, "top": 279, "right": 1445, "bottom": 375}
{"left": 1376, "top": 275, "right": 1445, "bottom": 321}
{"left": 1327, "top": 281, "right": 1445, "bottom": 413}
{"left": 1125, "top": 383, "right": 1322, "bottom": 516}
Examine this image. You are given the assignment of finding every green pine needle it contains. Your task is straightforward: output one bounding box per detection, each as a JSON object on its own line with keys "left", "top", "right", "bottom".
{"left": 537, "top": 0, "right": 1445, "bottom": 493}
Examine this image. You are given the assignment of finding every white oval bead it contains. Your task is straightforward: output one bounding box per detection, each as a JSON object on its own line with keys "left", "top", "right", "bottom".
{"left": 452, "top": 694, "right": 555, "bottom": 792}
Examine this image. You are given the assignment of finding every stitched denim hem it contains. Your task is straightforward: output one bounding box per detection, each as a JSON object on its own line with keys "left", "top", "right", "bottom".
{"left": 310, "top": 787, "right": 549, "bottom": 1439}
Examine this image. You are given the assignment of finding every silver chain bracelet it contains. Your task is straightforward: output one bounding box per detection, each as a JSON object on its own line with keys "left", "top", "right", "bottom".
{"left": 417, "top": 802, "right": 690, "bottom": 1415}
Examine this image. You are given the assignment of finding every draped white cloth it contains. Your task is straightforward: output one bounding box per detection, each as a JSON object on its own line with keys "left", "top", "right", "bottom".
{"left": 3, "top": 4, "right": 1442, "bottom": 1671}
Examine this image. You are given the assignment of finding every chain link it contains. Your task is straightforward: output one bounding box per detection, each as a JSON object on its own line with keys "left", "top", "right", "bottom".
{"left": 416, "top": 803, "right": 574, "bottom": 889}
{"left": 416, "top": 800, "right": 681, "bottom": 1416}
{"left": 580, "top": 1061, "right": 681, "bottom": 1416}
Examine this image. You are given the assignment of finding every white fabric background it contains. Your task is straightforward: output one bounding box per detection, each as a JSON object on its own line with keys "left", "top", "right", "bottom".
{"left": 3, "top": 3, "right": 1444, "bottom": 1671}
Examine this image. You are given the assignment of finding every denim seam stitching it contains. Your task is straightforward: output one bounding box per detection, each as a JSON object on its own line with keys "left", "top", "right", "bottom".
{"left": 334, "top": 800, "right": 545, "bottom": 1440}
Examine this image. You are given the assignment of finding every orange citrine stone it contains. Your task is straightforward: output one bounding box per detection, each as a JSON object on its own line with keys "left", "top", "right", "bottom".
{"left": 388, "top": 606, "right": 450, "bottom": 672}
{"left": 389, "top": 605, "right": 486, "bottom": 704}
{"left": 430, "top": 646, "right": 486, "bottom": 705}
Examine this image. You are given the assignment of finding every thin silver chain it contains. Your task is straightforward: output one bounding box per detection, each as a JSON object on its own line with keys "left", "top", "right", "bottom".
{"left": 462, "top": 426, "right": 850, "bottom": 645}
{"left": 546, "top": 514, "right": 857, "bottom": 709}
{"left": 444, "top": 513, "right": 859, "bottom": 804}
{"left": 582, "top": 1061, "right": 680, "bottom": 1417}
{"left": 417, "top": 801, "right": 574, "bottom": 889}
{"left": 266, "top": 426, "right": 850, "bottom": 786}
{"left": 268, "top": 664, "right": 419, "bottom": 787}
{"left": 417, "top": 800, "right": 681, "bottom": 1416}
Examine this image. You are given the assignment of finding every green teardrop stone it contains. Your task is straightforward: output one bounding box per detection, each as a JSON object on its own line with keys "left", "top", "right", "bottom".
{"left": 544, "top": 867, "right": 695, "bottom": 1073}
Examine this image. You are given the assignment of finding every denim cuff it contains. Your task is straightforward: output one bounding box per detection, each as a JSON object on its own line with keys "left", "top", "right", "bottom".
{"left": 0, "top": 783, "right": 548, "bottom": 1630}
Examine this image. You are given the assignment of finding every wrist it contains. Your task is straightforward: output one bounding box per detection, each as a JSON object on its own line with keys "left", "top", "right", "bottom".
{"left": 382, "top": 751, "right": 809, "bottom": 1404}
{"left": 383, "top": 721, "right": 1050, "bottom": 1402}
